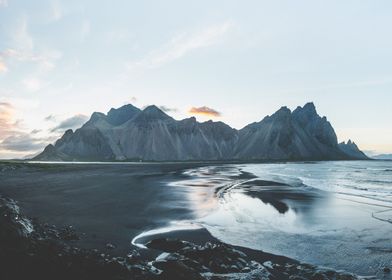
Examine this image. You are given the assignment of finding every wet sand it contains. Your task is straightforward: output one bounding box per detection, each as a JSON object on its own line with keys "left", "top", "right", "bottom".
{"left": 0, "top": 162, "right": 208, "bottom": 255}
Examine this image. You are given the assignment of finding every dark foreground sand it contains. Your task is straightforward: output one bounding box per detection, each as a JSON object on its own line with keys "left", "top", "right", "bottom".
{"left": 2, "top": 192, "right": 363, "bottom": 280}
{"left": 0, "top": 162, "right": 209, "bottom": 255}
{"left": 0, "top": 161, "right": 388, "bottom": 279}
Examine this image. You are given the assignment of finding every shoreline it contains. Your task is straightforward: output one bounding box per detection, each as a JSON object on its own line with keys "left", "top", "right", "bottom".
{"left": 0, "top": 158, "right": 374, "bottom": 166}
{"left": 1, "top": 161, "right": 391, "bottom": 279}
{"left": 0, "top": 193, "right": 362, "bottom": 280}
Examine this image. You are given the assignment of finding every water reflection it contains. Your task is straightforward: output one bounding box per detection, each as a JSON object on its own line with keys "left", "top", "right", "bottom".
{"left": 170, "top": 165, "right": 325, "bottom": 233}
{"left": 202, "top": 191, "right": 302, "bottom": 233}
{"left": 174, "top": 162, "right": 392, "bottom": 276}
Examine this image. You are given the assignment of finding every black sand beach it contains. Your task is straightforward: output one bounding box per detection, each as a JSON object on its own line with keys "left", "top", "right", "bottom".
{"left": 0, "top": 162, "right": 209, "bottom": 255}
{"left": 0, "top": 161, "right": 390, "bottom": 279}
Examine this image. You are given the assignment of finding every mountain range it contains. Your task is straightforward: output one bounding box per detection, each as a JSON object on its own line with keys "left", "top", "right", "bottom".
{"left": 372, "top": 154, "right": 392, "bottom": 160}
{"left": 34, "top": 102, "right": 368, "bottom": 161}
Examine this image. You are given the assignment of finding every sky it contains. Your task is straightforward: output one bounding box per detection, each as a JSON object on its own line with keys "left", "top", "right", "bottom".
{"left": 0, "top": 0, "right": 391, "bottom": 158}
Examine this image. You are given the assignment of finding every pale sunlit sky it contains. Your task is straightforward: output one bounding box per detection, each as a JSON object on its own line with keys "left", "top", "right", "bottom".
{"left": 1, "top": 0, "right": 392, "bottom": 158}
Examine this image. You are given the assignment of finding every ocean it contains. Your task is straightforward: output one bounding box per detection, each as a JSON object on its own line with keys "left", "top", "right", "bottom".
{"left": 170, "top": 161, "right": 392, "bottom": 276}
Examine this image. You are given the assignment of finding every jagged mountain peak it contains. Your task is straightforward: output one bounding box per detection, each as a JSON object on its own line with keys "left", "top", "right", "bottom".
{"left": 63, "top": 129, "right": 74, "bottom": 137}
{"left": 183, "top": 116, "right": 197, "bottom": 122}
{"left": 340, "top": 139, "right": 357, "bottom": 147}
{"left": 135, "top": 105, "right": 173, "bottom": 122}
{"left": 107, "top": 104, "right": 138, "bottom": 114}
{"left": 303, "top": 101, "right": 316, "bottom": 111}
{"left": 143, "top": 105, "right": 162, "bottom": 112}
{"left": 34, "top": 102, "right": 368, "bottom": 161}
{"left": 106, "top": 104, "right": 141, "bottom": 126}
{"left": 293, "top": 102, "right": 318, "bottom": 118}
{"left": 84, "top": 112, "right": 107, "bottom": 127}
{"left": 90, "top": 112, "right": 106, "bottom": 121}
{"left": 274, "top": 106, "right": 291, "bottom": 115}
{"left": 339, "top": 139, "right": 368, "bottom": 159}
{"left": 259, "top": 106, "right": 291, "bottom": 123}
{"left": 200, "top": 119, "right": 234, "bottom": 129}
{"left": 292, "top": 103, "right": 331, "bottom": 130}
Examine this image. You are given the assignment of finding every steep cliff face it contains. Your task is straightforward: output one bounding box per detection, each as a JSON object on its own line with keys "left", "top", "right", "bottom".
{"left": 234, "top": 103, "right": 347, "bottom": 160}
{"left": 34, "top": 103, "right": 367, "bottom": 161}
{"left": 111, "top": 106, "right": 238, "bottom": 161}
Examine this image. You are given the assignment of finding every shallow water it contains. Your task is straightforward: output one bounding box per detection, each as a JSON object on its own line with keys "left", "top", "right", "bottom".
{"left": 171, "top": 161, "right": 392, "bottom": 277}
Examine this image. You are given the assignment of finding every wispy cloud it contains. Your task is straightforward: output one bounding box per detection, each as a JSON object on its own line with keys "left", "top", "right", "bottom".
{"left": 11, "top": 16, "right": 34, "bottom": 51}
{"left": 0, "top": 133, "right": 47, "bottom": 152}
{"left": 121, "top": 96, "right": 138, "bottom": 106}
{"left": 45, "top": 114, "right": 57, "bottom": 122}
{"left": 0, "top": 101, "right": 85, "bottom": 156}
{"left": 189, "top": 106, "right": 221, "bottom": 117}
{"left": 0, "top": 47, "right": 61, "bottom": 92}
{"left": 0, "top": 48, "right": 62, "bottom": 72}
{"left": 51, "top": 114, "right": 88, "bottom": 132}
{"left": 0, "top": 101, "right": 46, "bottom": 156}
{"left": 159, "top": 105, "right": 178, "bottom": 113}
{"left": 128, "top": 21, "right": 234, "bottom": 71}
{"left": 1, "top": 16, "right": 62, "bottom": 75}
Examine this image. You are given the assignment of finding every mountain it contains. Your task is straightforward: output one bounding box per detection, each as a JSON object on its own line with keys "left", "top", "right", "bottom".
{"left": 372, "top": 154, "right": 392, "bottom": 160}
{"left": 106, "top": 104, "right": 141, "bottom": 125}
{"left": 338, "top": 140, "right": 368, "bottom": 160}
{"left": 34, "top": 102, "right": 367, "bottom": 161}
{"left": 234, "top": 103, "right": 347, "bottom": 160}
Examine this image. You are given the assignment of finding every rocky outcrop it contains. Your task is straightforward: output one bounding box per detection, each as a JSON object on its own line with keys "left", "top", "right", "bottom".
{"left": 339, "top": 140, "right": 368, "bottom": 160}
{"left": 34, "top": 103, "right": 367, "bottom": 161}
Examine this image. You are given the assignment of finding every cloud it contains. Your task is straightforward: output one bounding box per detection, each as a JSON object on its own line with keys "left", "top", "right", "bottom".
{"left": 0, "top": 133, "right": 47, "bottom": 152}
{"left": 128, "top": 21, "right": 234, "bottom": 70}
{"left": 45, "top": 114, "right": 57, "bottom": 121}
{"left": 0, "top": 101, "right": 12, "bottom": 108}
{"left": 0, "top": 100, "right": 50, "bottom": 157}
{"left": 123, "top": 96, "right": 137, "bottom": 105}
{"left": 0, "top": 101, "right": 17, "bottom": 140}
{"left": 159, "top": 105, "right": 178, "bottom": 113}
{"left": 51, "top": 114, "right": 88, "bottom": 132}
{"left": 189, "top": 106, "right": 221, "bottom": 117}
{"left": 0, "top": 60, "right": 7, "bottom": 72}
{"left": 1, "top": 17, "right": 62, "bottom": 74}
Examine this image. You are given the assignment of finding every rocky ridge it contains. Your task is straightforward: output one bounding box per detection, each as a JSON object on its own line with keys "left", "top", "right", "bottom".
{"left": 34, "top": 103, "right": 367, "bottom": 161}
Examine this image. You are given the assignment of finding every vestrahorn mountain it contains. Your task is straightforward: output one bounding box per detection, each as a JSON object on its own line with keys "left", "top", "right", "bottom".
{"left": 34, "top": 102, "right": 367, "bottom": 161}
